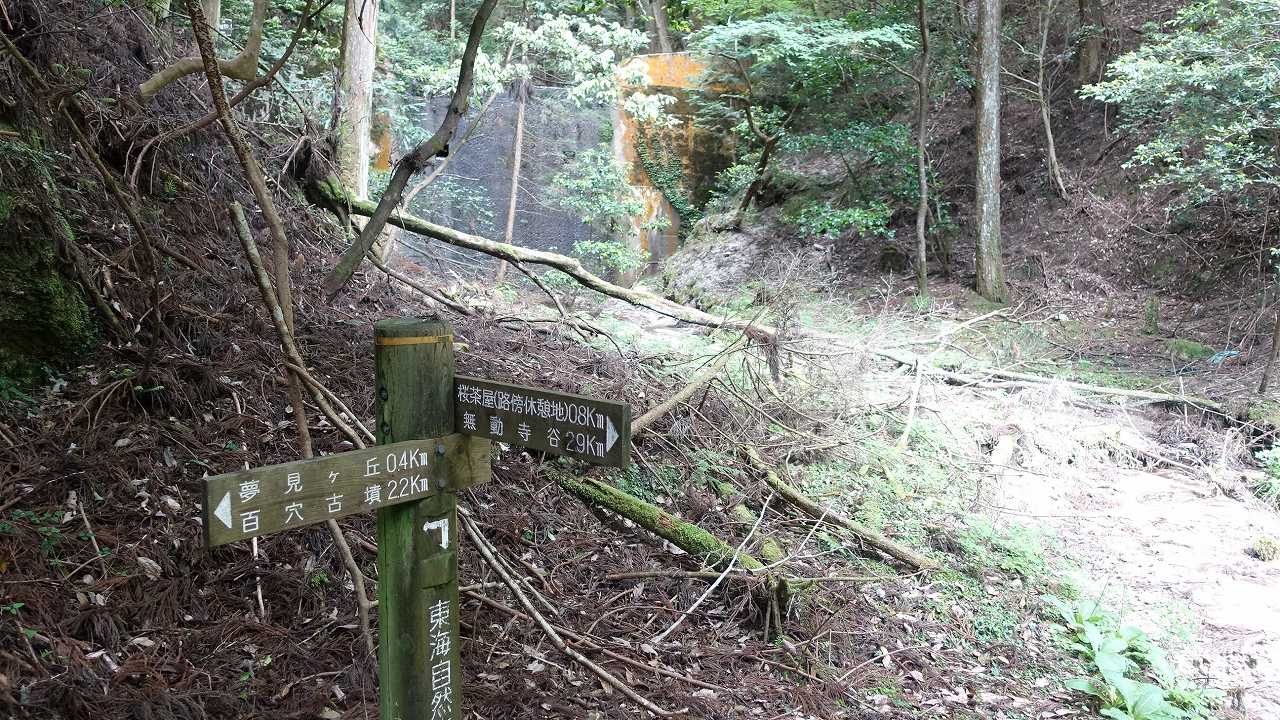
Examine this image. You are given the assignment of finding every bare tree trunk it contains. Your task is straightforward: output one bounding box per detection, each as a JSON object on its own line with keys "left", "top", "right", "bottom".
{"left": 913, "top": 0, "right": 931, "bottom": 297}
{"left": 1038, "top": 1, "right": 1068, "bottom": 199}
{"left": 337, "top": 0, "right": 378, "bottom": 203}
{"left": 1076, "top": 0, "right": 1105, "bottom": 86}
{"left": 202, "top": 0, "right": 220, "bottom": 33}
{"left": 322, "top": 0, "right": 500, "bottom": 297}
{"left": 1261, "top": 307, "right": 1280, "bottom": 395}
{"left": 974, "top": 0, "right": 1007, "bottom": 302}
{"left": 494, "top": 78, "right": 529, "bottom": 283}
{"left": 648, "top": 0, "right": 674, "bottom": 53}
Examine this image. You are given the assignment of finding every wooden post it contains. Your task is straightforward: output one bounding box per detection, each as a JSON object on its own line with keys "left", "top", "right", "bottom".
{"left": 375, "top": 317, "right": 461, "bottom": 720}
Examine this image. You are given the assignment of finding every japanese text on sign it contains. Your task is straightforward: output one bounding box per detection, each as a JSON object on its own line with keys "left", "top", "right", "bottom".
{"left": 453, "top": 375, "right": 631, "bottom": 468}
{"left": 201, "top": 436, "right": 490, "bottom": 547}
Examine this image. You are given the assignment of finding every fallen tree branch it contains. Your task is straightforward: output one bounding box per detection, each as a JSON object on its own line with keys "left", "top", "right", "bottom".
{"left": 309, "top": 181, "right": 779, "bottom": 342}
{"left": 633, "top": 343, "right": 742, "bottom": 435}
{"left": 231, "top": 202, "right": 376, "bottom": 654}
{"left": 462, "top": 589, "right": 727, "bottom": 693}
{"left": 321, "top": 0, "right": 499, "bottom": 297}
{"left": 139, "top": 0, "right": 267, "bottom": 98}
{"left": 459, "top": 513, "right": 680, "bottom": 716}
{"left": 742, "top": 447, "right": 939, "bottom": 572}
{"left": 871, "top": 348, "right": 1225, "bottom": 415}
{"left": 557, "top": 473, "right": 790, "bottom": 609}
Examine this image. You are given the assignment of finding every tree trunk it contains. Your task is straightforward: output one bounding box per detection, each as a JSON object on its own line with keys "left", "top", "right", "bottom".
{"left": 494, "top": 78, "right": 529, "bottom": 283}
{"left": 1260, "top": 307, "right": 1280, "bottom": 395}
{"left": 1076, "top": 0, "right": 1105, "bottom": 86}
{"left": 202, "top": 0, "right": 220, "bottom": 33}
{"left": 739, "top": 135, "right": 777, "bottom": 213}
{"left": 974, "top": 0, "right": 1007, "bottom": 302}
{"left": 913, "top": 0, "right": 931, "bottom": 297}
{"left": 337, "top": 0, "right": 382, "bottom": 258}
{"left": 648, "top": 0, "right": 674, "bottom": 53}
{"left": 1039, "top": 1, "right": 1067, "bottom": 199}
{"left": 321, "top": 0, "right": 499, "bottom": 298}
{"left": 337, "top": 0, "right": 378, "bottom": 202}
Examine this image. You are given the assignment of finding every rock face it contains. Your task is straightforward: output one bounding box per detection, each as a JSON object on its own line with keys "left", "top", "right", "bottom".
{"left": 409, "top": 88, "right": 615, "bottom": 261}
{"left": 659, "top": 213, "right": 774, "bottom": 308}
{"left": 400, "top": 55, "right": 732, "bottom": 282}
{"left": 0, "top": 131, "right": 96, "bottom": 384}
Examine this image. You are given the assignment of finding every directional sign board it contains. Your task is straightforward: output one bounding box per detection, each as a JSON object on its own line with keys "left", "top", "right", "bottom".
{"left": 454, "top": 375, "right": 630, "bottom": 468}
{"left": 201, "top": 435, "right": 489, "bottom": 547}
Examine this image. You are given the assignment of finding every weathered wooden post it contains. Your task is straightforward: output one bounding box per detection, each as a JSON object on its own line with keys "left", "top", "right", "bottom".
{"left": 201, "top": 315, "right": 625, "bottom": 718}
{"left": 375, "top": 317, "right": 461, "bottom": 720}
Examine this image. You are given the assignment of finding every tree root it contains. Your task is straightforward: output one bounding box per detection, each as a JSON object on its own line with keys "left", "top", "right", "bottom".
{"left": 138, "top": 0, "right": 267, "bottom": 98}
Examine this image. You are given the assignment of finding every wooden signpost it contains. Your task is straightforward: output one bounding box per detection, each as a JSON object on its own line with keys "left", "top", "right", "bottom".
{"left": 199, "top": 316, "right": 631, "bottom": 719}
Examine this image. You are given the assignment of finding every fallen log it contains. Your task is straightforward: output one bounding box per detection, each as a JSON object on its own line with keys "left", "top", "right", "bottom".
{"left": 633, "top": 344, "right": 741, "bottom": 435}
{"left": 556, "top": 474, "right": 789, "bottom": 604}
{"left": 708, "top": 478, "right": 787, "bottom": 565}
{"left": 742, "top": 447, "right": 939, "bottom": 572}
{"left": 309, "top": 178, "right": 779, "bottom": 343}
{"left": 871, "top": 348, "right": 1225, "bottom": 415}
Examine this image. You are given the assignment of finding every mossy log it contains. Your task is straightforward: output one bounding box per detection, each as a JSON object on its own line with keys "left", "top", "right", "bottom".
{"left": 743, "top": 447, "right": 939, "bottom": 572}
{"left": 708, "top": 479, "right": 787, "bottom": 565}
{"left": 557, "top": 474, "right": 789, "bottom": 605}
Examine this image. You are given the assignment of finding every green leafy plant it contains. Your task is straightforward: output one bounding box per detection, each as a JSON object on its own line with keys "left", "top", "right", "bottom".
{"left": 785, "top": 200, "right": 895, "bottom": 240}
{"left": 1046, "top": 595, "right": 1223, "bottom": 719}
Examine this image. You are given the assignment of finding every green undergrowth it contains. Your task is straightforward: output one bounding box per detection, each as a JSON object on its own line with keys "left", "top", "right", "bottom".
{"left": 1045, "top": 595, "right": 1223, "bottom": 719}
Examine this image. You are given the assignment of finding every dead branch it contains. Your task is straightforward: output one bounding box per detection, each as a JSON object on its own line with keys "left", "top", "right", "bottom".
{"left": 230, "top": 202, "right": 376, "bottom": 654}
{"left": 459, "top": 513, "right": 680, "bottom": 716}
{"left": 322, "top": 0, "right": 500, "bottom": 298}
{"left": 742, "top": 447, "right": 939, "bottom": 572}
{"left": 462, "top": 589, "right": 727, "bottom": 693}
{"left": 129, "top": 0, "right": 321, "bottom": 188}
{"left": 309, "top": 182, "right": 780, "bottom": 342}
{"left": 871, "top": 348, "right": 1225, "bottom": 415}
{"left": 633, "top": 343, "right": 742, "bottom": 435}
{"left": 139, "top": 0, "right": 267, "bottom": 98}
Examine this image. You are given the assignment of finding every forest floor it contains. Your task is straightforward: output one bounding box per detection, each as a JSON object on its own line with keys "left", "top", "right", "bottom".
{"left": 598, "top": 263, "right": 1280, "bottom": 718}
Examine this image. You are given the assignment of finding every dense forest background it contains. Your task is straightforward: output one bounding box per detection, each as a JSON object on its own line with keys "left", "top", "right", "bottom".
{"left": 4, "top": 0, "right": 1280, "bottom": 718}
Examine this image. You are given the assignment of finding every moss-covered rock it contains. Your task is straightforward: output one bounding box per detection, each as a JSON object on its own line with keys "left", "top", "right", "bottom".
{"left": 0, "top": 132, "right": 96, "bottom": 384}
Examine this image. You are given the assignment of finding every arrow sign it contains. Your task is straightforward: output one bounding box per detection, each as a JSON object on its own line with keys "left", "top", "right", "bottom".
{"left": 200, "top": 436, "right": 490, "bottom": 547}
{"left": 605, "top": 416, "right": 618, "bottom": 453}
{"left": 214, "top": 492, "right": 232, "bottom": 529}
{"left": 454, "top": 375, "right": 631, "bottom": 468}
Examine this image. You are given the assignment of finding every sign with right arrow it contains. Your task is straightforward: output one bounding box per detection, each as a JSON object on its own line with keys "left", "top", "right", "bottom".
{"left": 454, "top": 375, "right": 631, "bottom": 468}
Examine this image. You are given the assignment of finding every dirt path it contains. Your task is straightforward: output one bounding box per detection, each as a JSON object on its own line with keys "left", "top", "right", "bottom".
{"left": 989, "top": 406, "right": 1280, "bottom": 718}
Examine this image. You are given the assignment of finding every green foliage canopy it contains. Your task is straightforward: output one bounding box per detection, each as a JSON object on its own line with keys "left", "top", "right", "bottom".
{"left": 1083, "top": 0, "right": 1280, "bottom": 207}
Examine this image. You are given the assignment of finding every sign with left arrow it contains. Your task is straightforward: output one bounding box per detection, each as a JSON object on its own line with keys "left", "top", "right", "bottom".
{"left": 201, "top": 435, "right": 490, "bottom": 547}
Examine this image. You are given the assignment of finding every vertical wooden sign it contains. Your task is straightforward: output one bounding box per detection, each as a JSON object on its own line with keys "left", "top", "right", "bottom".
{"left": 375, "top": 318, "right": 464, "bottom": 720}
